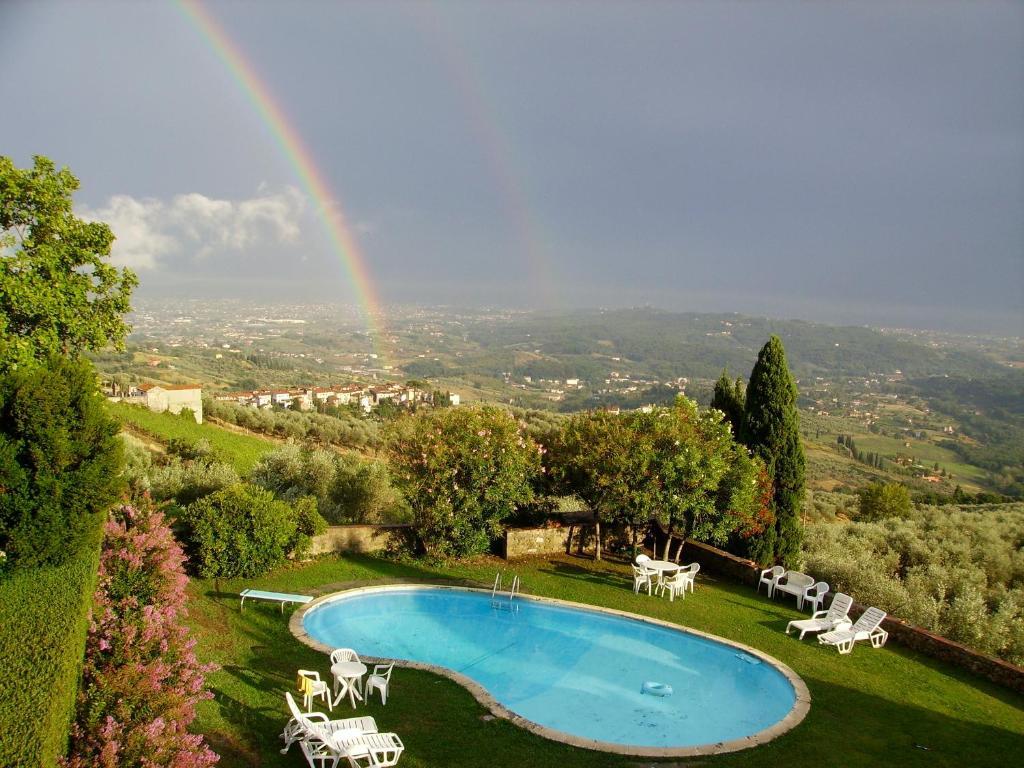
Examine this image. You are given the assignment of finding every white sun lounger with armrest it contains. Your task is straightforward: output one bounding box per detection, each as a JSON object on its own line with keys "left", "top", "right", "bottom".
{"left": 818, "top": 606, "right": 889, "bottom": 654}
{"left": 786, "top": 592, "right": 853, "bottom": 640}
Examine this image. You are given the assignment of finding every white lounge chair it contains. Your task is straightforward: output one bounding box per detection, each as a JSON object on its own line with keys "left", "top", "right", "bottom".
{"left": 283, "top": 693, "right": 403, "bottom": 768}
{"left": 818, "top": 606, "right": 889, "bottom": 654}
{"left": 365, "top": 663, "right": 394, "bottom": 706}
{"left": 758, "top": 565, "right": 784, "bottom": 595}
{"left": 772, "top": 571, "right": 816, "bottom": 609}
{"left": 335, "top": 731, "right": 405, "bottom": 768}
{"left": 803, "top": 581, "right": 830, "bottom": 613}
{"left": 298, "top": 669, "right": 332, "bottom": 712}
{"left": 786, "top": 593, "right": 853, "bottom": 640}
{"left": 281, "top": 692, "right": 377, "bottom": 755}
{"left": 632, "top": 564, "right": 653, "bottom": 595}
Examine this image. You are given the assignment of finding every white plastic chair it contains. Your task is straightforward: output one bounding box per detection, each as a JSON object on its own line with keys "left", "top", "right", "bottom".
{"left": 632, "top": 564, "right": 653, "bottom": 595}
{"left": 365, "top": 663, "right": 394, "bottom": 706}
{"left": 802, "top": 581, "right": 830, "bottom": 613}
{"left": 758, "top": 565, "right": 785, "bottom": 596}
{"left": 281, "top": 692, "right": 377, "bottom": 755}
{"left": 657, "top": 571, "right": 688, "bottom": 601}
{"left": 818, "top": 606, "right": 889, "bottom": 654}
{"left": 678, "top": 562, "right": 700, "bottom": 594}
{"left": 786, "top": 592, "right": 853, "bottom": 640}
{"left": 283, "top": 692, "right": 402, "bottom": 768}
{"left": 298, "top": 669, "right": 332, "bottom": 712}
{"left": 635, "top": 553, "right": 651, "bottom": 566}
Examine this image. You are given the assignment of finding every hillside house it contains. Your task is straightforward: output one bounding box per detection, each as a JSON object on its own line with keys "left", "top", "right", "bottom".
{"left": 139, "top": 383, "right": 203, "bottom": 423}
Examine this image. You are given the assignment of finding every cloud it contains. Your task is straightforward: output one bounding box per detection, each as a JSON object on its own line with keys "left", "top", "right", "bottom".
{"left": 80, "top": 187, "right": 306, "bottom": 269}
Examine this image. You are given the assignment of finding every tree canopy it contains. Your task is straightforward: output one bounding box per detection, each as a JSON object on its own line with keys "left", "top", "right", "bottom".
{"left": 0, "top": 155, "right": 137, "bottom": 372}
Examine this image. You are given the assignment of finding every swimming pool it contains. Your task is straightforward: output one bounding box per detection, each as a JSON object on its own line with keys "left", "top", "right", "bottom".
{"left": 297, "top": 585, "right": 809, "bottom": 756}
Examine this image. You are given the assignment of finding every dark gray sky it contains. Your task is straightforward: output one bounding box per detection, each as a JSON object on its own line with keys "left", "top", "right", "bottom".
{"left": 2, "top": 1, "right": 1022, "bottom": 333}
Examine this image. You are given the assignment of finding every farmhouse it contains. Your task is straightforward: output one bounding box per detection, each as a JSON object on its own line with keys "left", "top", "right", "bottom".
{"left": 139, "top": 383, "right": 203, "bottom": 423}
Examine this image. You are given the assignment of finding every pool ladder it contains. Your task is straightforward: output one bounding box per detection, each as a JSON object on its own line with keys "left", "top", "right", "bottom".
{"left": 490, "top": 572, "right": 520, "bottom": 612}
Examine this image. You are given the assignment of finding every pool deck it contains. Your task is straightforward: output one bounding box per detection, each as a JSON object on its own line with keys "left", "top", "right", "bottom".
{"left": 290, "top": 582, "right": 812, "bottom": 758}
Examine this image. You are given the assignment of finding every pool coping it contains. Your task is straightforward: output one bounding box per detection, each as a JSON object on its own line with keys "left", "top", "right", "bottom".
{"left": 290, "top": 582, "right": 811, "bottom": 758}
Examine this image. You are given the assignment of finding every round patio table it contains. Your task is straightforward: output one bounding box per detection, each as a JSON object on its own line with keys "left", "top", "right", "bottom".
{"left": 643, "top": 560, "right": 682, "bottom": 587}
{"left": 331, "top": 660, "right": 367, "bottom": 708}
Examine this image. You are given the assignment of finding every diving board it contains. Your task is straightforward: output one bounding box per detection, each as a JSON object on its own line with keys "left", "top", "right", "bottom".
{"left": 239, "top": 589, "right": 314, "bottom": 612}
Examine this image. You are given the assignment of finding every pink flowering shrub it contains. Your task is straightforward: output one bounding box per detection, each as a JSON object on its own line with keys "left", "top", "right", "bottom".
{"left": 64, "top": 499, "right": 218, "bottom": 768}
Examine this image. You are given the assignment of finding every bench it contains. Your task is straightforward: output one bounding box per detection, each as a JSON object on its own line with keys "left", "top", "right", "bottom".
{"left": 771, "top": 571, "right": 816, "bottom": 609}
{"left": 239, "top": 589, "right": 314, "bottom": 612}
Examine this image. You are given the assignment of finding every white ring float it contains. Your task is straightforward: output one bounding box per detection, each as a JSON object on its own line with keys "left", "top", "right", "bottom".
{"left": 641, "top": 681, "right": 674, "bottom": 697}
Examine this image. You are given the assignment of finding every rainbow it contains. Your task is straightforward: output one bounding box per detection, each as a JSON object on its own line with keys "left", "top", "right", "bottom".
{"left": 176, "top": 0, "right": 385, "bottom": 338}
{"left": 411, "top": 5, "right": 558, "bottom": 311}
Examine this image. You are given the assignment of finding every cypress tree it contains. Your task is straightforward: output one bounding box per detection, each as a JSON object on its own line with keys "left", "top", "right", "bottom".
{"left": 740, "top": 336, "right": 806, "bottom": 566}
{"left": 710, "top": 369, "right": 745, "bottom": 435}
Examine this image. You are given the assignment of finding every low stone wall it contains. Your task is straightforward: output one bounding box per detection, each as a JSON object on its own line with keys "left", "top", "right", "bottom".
{"left": 504, "top": 526, "right": 573, "bottom": 558}
{"left": 653, "top": 526, "right": 1024, "bottom": 695}
{"left": 309, "top": 525, "right": 411, "bottom": 556}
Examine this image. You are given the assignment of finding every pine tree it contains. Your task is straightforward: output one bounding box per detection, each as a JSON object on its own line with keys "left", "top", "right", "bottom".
{"left": 710, "top": 369, "right": 745, "bottom": 435}
{"left": 740, "top": 336, "right": 806, "bottom": 566}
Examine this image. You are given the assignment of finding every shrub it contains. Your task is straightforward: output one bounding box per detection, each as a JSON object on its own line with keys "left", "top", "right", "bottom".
{"left": 290, "top": 495, "right": 328, "bottom": 560}
{"left": 803, "top": 503, "right": 1024, "bottom": 664}
{"left": 180, "top": 483, "right": 297, "bottom": 578}
{"left": 857, "top": 482, "right": 912, "bottom": 520}
{"left": 147, "top": 457, "right": 240, "bottom": 507}
{"left": 0, "top": 518, "right": 102, "bottom": 767}
{"left": 386, "top": 407, "right": 539, "bottom": 558}
{"left": 0, "top": 357, "right": 124, "bottom": 568}
{"left": 251, "top": 445, "right": 410, "bottom": 524}
{"left": 64, "top": 501, "right": 218, "bottom": 767}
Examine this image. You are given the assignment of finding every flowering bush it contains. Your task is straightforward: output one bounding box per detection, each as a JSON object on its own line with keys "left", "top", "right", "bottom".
{"left": 64, "top": 500, "right": 218, "bottom": 767}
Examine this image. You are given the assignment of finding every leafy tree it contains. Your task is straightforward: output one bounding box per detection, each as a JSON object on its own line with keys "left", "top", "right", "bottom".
{"left": 0, "top": 155, "right": 137, "bottom": 372}
{"left": 0, "top": 356, "right": 124, "bottom": 567}
{"left": 545, "top": 410, "right": 657, "bottom": 560}
{"left": 710, "top": 369, "right": 745, "bottom": 436}
{"left": 741, "top": 335, "right": 806, "bottom": 566}
{"left": 644, "top": 398, "right": 738, "bottom": 559}
{"left": 386, "top": 407, "right": 538, "bottom": 559}
{"left": 857, "top": 482, "right": 912, "bottom": 521}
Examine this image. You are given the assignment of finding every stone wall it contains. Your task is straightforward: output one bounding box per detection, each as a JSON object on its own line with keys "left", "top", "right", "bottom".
{"left": 309, "top": 525, "right": 411, "bottom": 556}
{"left": 654, "top": 526, "right": 1024, "bottom": 695}
{"left": 504, "top": 526, "right": 573, "bottom": 558}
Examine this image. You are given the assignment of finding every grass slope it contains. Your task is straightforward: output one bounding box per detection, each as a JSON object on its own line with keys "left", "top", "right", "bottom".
{"left": 109, "top": 402, "right": 277, "bottom": 474}
{"left": 186, "top": 554, "right": 1024, "bottom": 768}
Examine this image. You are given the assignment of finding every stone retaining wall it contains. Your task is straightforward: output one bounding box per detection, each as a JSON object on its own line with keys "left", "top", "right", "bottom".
{"left": 309, "top": 524, "right": 411, "bottom": 556}
{"left": 654, "top": 526, "right": 1024, "bottom": 695}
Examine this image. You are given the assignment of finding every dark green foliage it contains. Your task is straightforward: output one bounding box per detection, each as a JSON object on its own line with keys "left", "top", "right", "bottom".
{"left": 741, "top": 336, "right": 806, "bottom": 566}
{"left": 0, "top": 357, "right": 124, "bottom": 568}
{"left": 288, "top": 495, "right": 328, "bottom": 560}
{"left": 180, "top": 483, "right": 297, "bottom": 578}
{"left": 0, "top": 155, "right": 137, "bottom": 372}
{"left": 710, "top": 369, "right": 745, "bottom": 435}
{"left": 0, "top": 518, "right": 102, "bottom": 767}
{"left": 857, "top": 482, "right": 912, "bottom": 520}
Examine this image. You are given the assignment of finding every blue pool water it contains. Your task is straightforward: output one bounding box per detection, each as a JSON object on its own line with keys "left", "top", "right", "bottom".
{"left": 302, "top": 587, "right": 798, "bottom": 749}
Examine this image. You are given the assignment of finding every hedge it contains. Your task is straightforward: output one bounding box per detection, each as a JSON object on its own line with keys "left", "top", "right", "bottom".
{"left": 0, "top": 519, "right": 102, "bottom": 767}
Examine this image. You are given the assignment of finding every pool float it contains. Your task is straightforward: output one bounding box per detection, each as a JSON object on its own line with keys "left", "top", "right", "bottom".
{"left": 641, "top": 681, "right": 673, "bottom": 696}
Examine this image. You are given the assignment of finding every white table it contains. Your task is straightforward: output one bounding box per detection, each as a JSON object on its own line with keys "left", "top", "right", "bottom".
{"left": 331, "top": 661, "right": 367, "bottom": 708}
{"left": 643, "top": 560, "right": 682, "bottom": 586}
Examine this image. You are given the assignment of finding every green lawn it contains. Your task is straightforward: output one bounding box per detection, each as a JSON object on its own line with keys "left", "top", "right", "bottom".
{"left": 185, "top": 553, "right": 1024, "bottom": 767}
{"left": 109, "top": 401, "right": 277, "bottom": 474}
